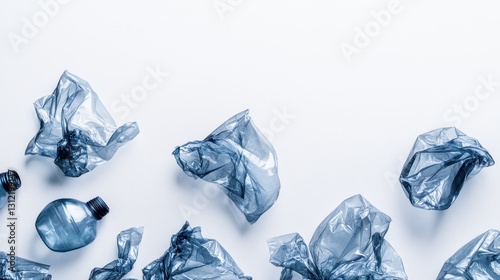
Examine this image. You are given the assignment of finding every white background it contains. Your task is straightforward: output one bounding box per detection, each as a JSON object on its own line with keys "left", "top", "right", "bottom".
{"left": 2, "top": 0, "right": 500, "bottom": 279}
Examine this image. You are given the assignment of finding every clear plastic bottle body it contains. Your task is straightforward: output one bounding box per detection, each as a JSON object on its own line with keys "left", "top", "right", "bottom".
{"left": 0, "top": 187, "right": 8, "bottom": 209}
{"left": 35, "top": 197, "right": 108, "bottom": 252}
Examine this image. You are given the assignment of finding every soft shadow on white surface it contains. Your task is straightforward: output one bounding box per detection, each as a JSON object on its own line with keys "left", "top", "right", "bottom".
{"left": 25, "top": 156, "right": 67, "bottom": 186}
{"left": 174, "top": 170, "right": 252, "bottom": 233}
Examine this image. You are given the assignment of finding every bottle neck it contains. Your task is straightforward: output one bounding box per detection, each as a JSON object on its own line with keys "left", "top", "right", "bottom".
{"left": 0, "top": 170, "right": 21, "bottom": 192}
{"left": 86, "top": 197, "right": 109, "bottom": 220}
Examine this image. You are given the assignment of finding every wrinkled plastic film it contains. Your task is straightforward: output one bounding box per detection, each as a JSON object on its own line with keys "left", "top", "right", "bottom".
{"left": 268, "top": 233, "right": 319, "bottom": 279}
{"left": 173, "top": 110, "right": 280, "bottom": 224}
{"left": 400, "top": 127, "right": 494, "bottom": 210}
{"left": 268, "top": 194, "right": 407, "bottom": 280}
{"left": 437, "top": 229, "right": 500, "bottom": 279}
{"left": 0, "top": 251, "right": 52, "bottom": 279}
{"left": 25, "top": 71, "right": 139, "bottom": 177}
{"left": 89, "top": 227, "right": 144, "bottom": 280}
{"left": 142, "top": 222, "right": 251, "bottom": 279}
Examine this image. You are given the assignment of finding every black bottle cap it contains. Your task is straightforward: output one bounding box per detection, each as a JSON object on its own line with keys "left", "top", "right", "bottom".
{"left": 86, "top": 197, "right": 110, "bottom": 220}
{"left": 0, "top": 170, "right": 21, "bottom": 192}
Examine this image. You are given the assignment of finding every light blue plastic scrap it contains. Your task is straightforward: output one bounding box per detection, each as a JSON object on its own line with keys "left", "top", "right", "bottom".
{"left": 400, "top": 127, "right": 494, "bottom": 210}
{"left": 268, "top": 194, "right": 407, "bottom": 280}
{"left": 437, "top": 229, "right": 500, "bottom": 279}
{"left": 0, "top": 251, "right": 52, "bottom": 279}
{"left": 89, "top": 227, "right": 144, "bottom": 280}
{"left": 25, "top": 71, "right": 140, "bottom": 177}
{"left": 173, "top": 110, "right": 280, "bottom": 224}
{"left": 142, "top": 222, "right": 251, "bottom": 279}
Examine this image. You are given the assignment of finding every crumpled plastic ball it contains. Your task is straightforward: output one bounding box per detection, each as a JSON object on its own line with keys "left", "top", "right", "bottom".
{"left": 0, "top": 251, "right": 52, "bottom": 279}
{"left": 173, "top": 110, "right": 280, "bottom": 224}
{"left": 89, "top": 227, "right": 144, "bottom": 280}
{"left": 437, "top": 229, "right": 500, "bottom": 279}
{"left": 142, "top": 221, "right": 252, "bottom": 279}
{"left": 25, "top": 71, "right": 140, "bottom": 177}
{"left": 267, "top": 194, "right": 408, "bottom": 280}
{"left": 399, "top": 127, "right": 494, "bottom": 210}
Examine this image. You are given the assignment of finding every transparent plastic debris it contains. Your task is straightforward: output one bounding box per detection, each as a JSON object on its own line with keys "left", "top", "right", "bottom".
{"left": 142, "top": 221, "right": 252, "bottom": 279}
{"left": 437, "top": 229, "right": 500, "bottom": 279}
{"left": 36, "top": 197, "right": 110, "bottom": 252}
{"left": 0, "top": 169, "right": 21, "bottom": 208}
{"left": 25, "top": 71, "right": 140, "bottom": 177}
{"left": 268, "top": 194, "right": 407, "bottom": 280}
{"left": 89, "top": 227, "right": 144, "bottom": 280}
{"left": 0, "top": 251, "right": 52, "bottom": 279}
{"left": 400, "top": 127, "right": 494, "bottom": 210}
{"left": 173, "top": 110, "right": 280, "bottom": 224}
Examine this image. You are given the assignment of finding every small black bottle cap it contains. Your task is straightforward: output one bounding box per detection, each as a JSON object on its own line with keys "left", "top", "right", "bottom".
{"left": 86, "top": 197, "right": 110, "bottom": 220}
{"left": 0, "top": 170, "right": 21, "bottom": 192}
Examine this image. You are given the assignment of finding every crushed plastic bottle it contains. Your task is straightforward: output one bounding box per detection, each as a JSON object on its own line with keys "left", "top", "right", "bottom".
{"left": 25, "top": 71, "right": 140, "bottom": 177}
{"left": 35, "top": 197, "right": 110, "bottom": 252}
{"left": 89, "top": 227, "right": 144, "bottom": 280}
{"left": 142, "top": 221, "right": 251, "bottom": 279}
{"left": 400, "top": 127, "right": 494, "bottom": 210}
{"left": 173, "top": 110, "right": 280, "bottom": 224}
{"left": 437, "top": 229, "right": 500, "bottom": 279}
{"left": 0, "top": 251, "right": 52, "bottom": 279}
{"left": 268, "top": 194, "right": 407, "bottom": 280}
{"left": 0, "top": 170, "right": 21, "bottom": 208}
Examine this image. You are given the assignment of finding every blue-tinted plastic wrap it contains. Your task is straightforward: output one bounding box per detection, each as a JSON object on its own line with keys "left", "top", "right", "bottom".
{"left": 89, "top": 227, "right": 144, "bottom": 280}
{"left": 172, "top": 110, "right": 280, "bottom": 224}
{"left": 0, "top": 251, "right": 51, "bottom": 279}
{"left": 399, "top": 127, "right": 494, "bottom": 210}
{"left": 268, "top": 194, "right": 407, "bottom": 280}
{"left": 25, "top": 71, "right": 140, "bottom": 177}
{"left": 142, "top": 222, "right": 252, "bottom": 279}
{"left": 437, "top": 229, "right": 500, "bottom": 279}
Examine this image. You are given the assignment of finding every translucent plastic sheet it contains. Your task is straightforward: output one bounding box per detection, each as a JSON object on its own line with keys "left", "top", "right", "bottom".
{"left": 89, "top": 227, "right": 144, "bottom": 280}
{"left": 173, "top": 110, "right": 280, "bottom": 224}
{"left": 268, "top": 194, "right": 407, "bottom": 280}
{"left": 437, "top": 229, "right": 500, "bottom": 279}
{"left": 25, "top": 71, "right": 140, "bottom": 177}
{"left": 400, "top": 127, "right": 494, "bottom": 210}
{"left": 0, "top": 251, "right": 51, "bottom": 279}
{"left": 142, "top": 222, "right": 251, "bottom": 279}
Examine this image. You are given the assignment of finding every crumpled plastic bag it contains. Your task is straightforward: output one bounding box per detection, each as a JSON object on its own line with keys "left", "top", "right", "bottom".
{"left": 142, "top": 221, "right": 251, "bottom": 279}
{"left": 0, "top": 251, "right": 52, "bottom": 279}
{"left": 399, "top": 127, "right": 494, "bottom": 210}
{"left": 25, "top": 71, "right": 140, "bottom": 177}
{"left": 172, "top": 110, "right": 280, "bottom": 224}
{"left": 89, "top": 227, "right": 144, "bottom": 280}
{"left": 437, "top": 229, "right": 500, "bottom": 279}
{"left": 268, "top": 194, "right": 407, "bottom": 280}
